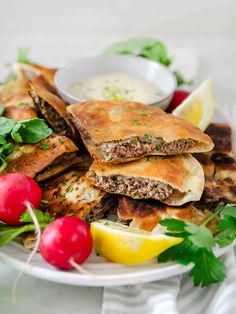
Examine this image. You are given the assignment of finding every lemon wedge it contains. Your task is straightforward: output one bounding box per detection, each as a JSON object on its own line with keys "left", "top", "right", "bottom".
{"left": 172, "top": 79, "right": 214, "bottom": 131}
{"left": 90, "top": 220, "right": 182, "bottom": 264}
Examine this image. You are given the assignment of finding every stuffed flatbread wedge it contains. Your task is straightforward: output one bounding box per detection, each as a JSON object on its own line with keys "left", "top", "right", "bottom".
{"left": 67, "top": 100, "right": 214, "bottom": 163}
{"left": 29, "top": 75, "right": 76, "bottom": 138}
{"left": 3, "top": 134, "right": 79, "bottom": 181}
{"left": 88, "top": 154, "right": 204, "bottom": 206}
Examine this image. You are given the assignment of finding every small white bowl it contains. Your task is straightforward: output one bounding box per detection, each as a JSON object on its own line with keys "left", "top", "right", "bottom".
{"left": 55, "top": 55, "right": 176, "bottom": 110}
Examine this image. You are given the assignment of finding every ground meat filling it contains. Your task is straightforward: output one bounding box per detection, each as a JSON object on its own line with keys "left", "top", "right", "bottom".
{"left": 29, "top": 89, "right": 72, "bottom": 137}
{"left": 94, "top": 174, "right": 174, "bottom": 201}
{"left": 99, "top": 135, "right": 196, "bottom": 162}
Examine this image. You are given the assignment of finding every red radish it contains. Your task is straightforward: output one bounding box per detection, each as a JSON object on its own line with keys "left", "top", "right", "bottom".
{"left": 40, "top": 216, "right": 93, "bottom": 270}
{"left": 0, "top": 173, "right": 42, "bottom": 225}
{"left": 166, "top": 90, "right": 190, "bottom": 113}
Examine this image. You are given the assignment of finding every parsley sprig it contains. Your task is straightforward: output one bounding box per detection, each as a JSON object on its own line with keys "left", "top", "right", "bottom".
{"left": 0, "top": 115, "right": 52, "bottom": 172}
{"left": 158, "top": 205, "right": 236, "bottom": 287}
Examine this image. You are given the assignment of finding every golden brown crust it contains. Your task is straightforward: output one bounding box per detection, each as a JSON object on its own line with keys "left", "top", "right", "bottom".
{"left": 29, "top": 75, "right": 77, "bottom": 137}
{"left": 89, "top": 154, "right": 204, "bottom": 206}
{"left": 0, "top": 79, "right": 37, "bottom": 120}
{"left": 193, "top": 153, "right": 215, "bottom": 178}
{"left": 15, "top": 62, "right": 57, "bottom": 86}
{"left": 206, "top": 123, "right": 232, "bottom": 153}
{"left": 202, "top": 177, "right": 236, "bottom": 203}
{"left": 41, "top": 170, "right": 107, "bottom": 219}
{"left": 4, "top": 134, "right": 78, "bottom": 179}
{"left": 67, "top": 100, "right": 214, "bottom": 159}
{"left": 117, "top": 196, "right": 212, "bottom": 232}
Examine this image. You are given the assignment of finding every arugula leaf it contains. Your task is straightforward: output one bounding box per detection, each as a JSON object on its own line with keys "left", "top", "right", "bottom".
{"left": 104, "top": 38, "right": 172, "bottom": 66}
{"left": 10, "top": 123, "right": 23, "bottom": 143}
{"left": 0, "top": 117, "right": 16, "bottom": 135}
{"left": 0, "top": 106, "right": 5, "bottom": 117}
{"left": 104, "top": 38, "right": 193, "bottom": 85}
{"left": 0, "top": 223, "right": 49, "bottom": 247}
{"left": 20, "top": 209, "right": 53, "bottom": 224}
{"left": 0, "top": 135, "right": 7, "bottom": 145}
{"left": 17, "top": 119, "right": 52, "bottom": 143}
{"left": 0, "top": 157, "right": 7, "bottom": 172}
{"left": 173, "top": 71, "right": 193, "bottom": 86}
{"left": 189, "top": 250, "right": 225, "bottom": 286}
{"left": 139, "top": 42, "right": 172, "bottom": 66}
{"left": 17, "top": 47, "right": 30, "bottom": 64}
{"left": 0, "top": 209, "right": 53, "bottom": 247}
{"left": 0, "top": 117, "right": 52, "bottom": 173}
{"left": 1, "top": 142, "right": 14, "bottom": 156}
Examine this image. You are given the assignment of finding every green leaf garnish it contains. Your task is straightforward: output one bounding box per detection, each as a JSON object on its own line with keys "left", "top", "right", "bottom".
{"left": 0, "top": 117, "right": 17, "bottom": 135}
{"left": 189, "top": 250, "right": 225, "bottom": 286}
{"left": 20, "top": 209, "right": 53, "bottom": 224}
{"left": 104, "top": 38, "right": 172, "bottom": 66}
{"left": 158, "top": 205, "right": 236, "bottom": 287}
{"left": 17, "top": 47, "right": 30, "bottom": 64}
{"left": 0, "top": 117, "right": 52, "bottom": 173}
{"left": 16, "top": 119, "right": 52, "bottom": 144}
{"left": 104, "top": 38, "right": 192, "bottom": 85}
{"left": 173, "top": 71, "right": 193, "bottom": 86}
{"left": 0, "top": 106, "right": 5, "bottom": 117}
{"left": 215, "top": 206, "right": 236, "bottom": 247}
{"left": 156, "top": 142, "right": 161, "bottom": 150}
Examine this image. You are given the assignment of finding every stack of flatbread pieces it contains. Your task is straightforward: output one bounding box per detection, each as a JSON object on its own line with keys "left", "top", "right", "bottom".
{"left": 2, "top": 62, "right": 235, "bottom": 242}
{"left": 65, "top": 100, "right": 218, "bottom": 231}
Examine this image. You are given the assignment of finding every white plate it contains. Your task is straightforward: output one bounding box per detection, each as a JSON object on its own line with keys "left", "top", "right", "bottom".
{"left": 0, "top": 107, "right": 235, "bottom": 287}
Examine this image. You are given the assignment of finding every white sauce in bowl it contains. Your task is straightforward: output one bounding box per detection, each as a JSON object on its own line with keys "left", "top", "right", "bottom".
{"left": 69, "top": 73, "right": 165, "bottom": 104}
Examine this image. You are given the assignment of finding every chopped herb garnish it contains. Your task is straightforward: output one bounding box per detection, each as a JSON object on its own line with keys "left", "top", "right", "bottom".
{"left": 40, "top": 143, "right": 49, "bottom": 151}
{"left": 156, "top": 142, "right": 161, "bottom": 150}
{"left": 187, "top": 189, "right": 192, "bottom": 192}
{"left": 68, "top": 186, "right": 74, "bottom": 192}
{"left": 130, "top": 138, "right": 138, "bottom": 145}
{"left": 59, "top": 138, "right": 65, "bottom": 144}
{"left": 41, "top": 199, "right": 49, "bottom": 205}
{"left": 145, "top": 134, "right": 154, "bottom": 143}
{"left": 140, "top": 111, "right": 151, "bottom": 117}
{"left": 61, "top": 193, "right": 66, "bottom": 200}
{"left": 132, "top": 119, "right": 141, "bottom": 125}
{"left": 18, "top": 102, "right": 29, "bottom": 107}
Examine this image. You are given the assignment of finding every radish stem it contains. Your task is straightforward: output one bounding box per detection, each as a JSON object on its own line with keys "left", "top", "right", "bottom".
{"left": 69, "top": 257, "right": 94, "bottom": 276}
{"left": 12, "top": 201, "right": 41, "bottom": 303}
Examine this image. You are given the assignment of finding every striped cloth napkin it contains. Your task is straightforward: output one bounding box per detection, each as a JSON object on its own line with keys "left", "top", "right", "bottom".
{"left": 102, "top": 105, "right": 236, "bottom": 314}
{"left": 102, "top": 249, "right": 236, "bottom": 314}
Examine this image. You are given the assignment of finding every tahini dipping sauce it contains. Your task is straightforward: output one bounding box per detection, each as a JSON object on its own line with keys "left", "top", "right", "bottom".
{"left": 69, "top": 73, "right": 165, "bottom": 104}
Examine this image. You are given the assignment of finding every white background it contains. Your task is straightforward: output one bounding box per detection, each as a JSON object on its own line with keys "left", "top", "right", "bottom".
{"left": 0, "top": 0, "right": 236, "bottom": 103}
{"left": 0, "top": 1, "right": 236, "bottom": 313}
